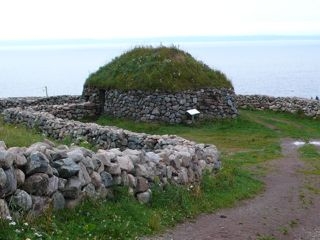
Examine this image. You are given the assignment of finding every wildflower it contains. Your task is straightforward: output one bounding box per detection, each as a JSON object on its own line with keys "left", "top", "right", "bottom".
{"left": 5, "top": 216, "right": 12, "bottom": 221}
{"left": 9, "top": 221, "right": 16, "bottom": 226}
{"left": 15, "top": 229, "right": 21, "bottom": 233}
{"left": 24, "top": 222, "right": 29, "bottom": 226}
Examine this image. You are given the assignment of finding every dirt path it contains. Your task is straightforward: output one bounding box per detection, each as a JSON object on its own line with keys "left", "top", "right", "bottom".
{"left": 144, "top": 139, "right": 320, "bottom": 240}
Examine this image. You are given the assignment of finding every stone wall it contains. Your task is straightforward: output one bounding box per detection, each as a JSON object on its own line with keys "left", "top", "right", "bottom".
{"left": 0, "top": 96, "right": 98, "bottom": 120}
{"left": 29, "top": 102, "right": 98, "bottom": 120}
{"left": 83, "top": 87, "right": 238, "bottom": 123}
{"left": 1, "top": 108, "right": 220, "bottom": 217}
{"left": 237, "top": 95, "right": 320, "bottom": 118}
{"left": 0, "top": 138, "right": 219, "bottom": 219}
{"left": 0, "top": 95, "right": 83, "bottom": 113}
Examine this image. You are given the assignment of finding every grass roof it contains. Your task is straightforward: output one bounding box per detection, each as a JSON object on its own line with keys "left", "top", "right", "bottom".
{"left": 84, "top": 46, "right": 233, "bottom": 92}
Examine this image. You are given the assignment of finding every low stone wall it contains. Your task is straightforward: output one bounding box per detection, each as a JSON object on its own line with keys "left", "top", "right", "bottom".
{"left": 0, "top": 96, "right": 98, "bottom": 120}
{"left": 29, "top": 102, "right": 98, "bottom": 120}
{"left": 0, "top": 138, "right": 218, "bottom": 219}
{"left": 83, "top": 87, "right": 238, "bottom": 123}
{"left": 237, "top": 95, "right": 320, "bottom": 118}
{"left": 1, "top": 108, "right": 220, "bottom": 217}
{"left": 0, "top": 95, "right": 83, "bottom": 113}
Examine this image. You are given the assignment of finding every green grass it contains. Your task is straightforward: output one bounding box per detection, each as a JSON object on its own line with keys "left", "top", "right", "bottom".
{"left": 0, "top": 117, "right": 46, "bottom": 147}
{"left": 2, "top": 109, "right": 320, "bottom": 239}
{"left": 84, "top": 46, "right": 233, "bottom": 91}
{"left": 299, "top": 144, "right": 320, "bottom": 175}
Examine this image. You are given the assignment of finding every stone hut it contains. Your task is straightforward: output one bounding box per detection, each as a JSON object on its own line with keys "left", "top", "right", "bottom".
{"left": 82, "top": 46, "right": 238, "bottom": 123}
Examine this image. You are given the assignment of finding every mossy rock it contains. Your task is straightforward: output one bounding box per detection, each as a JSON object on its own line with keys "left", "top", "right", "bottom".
{"left": 84, "top": 46, "right": 233, "bottom": 92}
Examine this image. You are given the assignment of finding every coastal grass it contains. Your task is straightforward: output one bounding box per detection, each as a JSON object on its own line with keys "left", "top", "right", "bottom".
{"left": 0, "top": 117, "right": 46, "bottom": 147}
{"left": 2, "top": 109, "right": 320, "bottom": 239}
{"left": 84, "top": 46, "right": 233, "bottom": 92}
{"left": 299, "top": 144, "right": 320, "bottom": 175}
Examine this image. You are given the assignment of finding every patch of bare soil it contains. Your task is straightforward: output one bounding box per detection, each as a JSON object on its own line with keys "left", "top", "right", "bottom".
{"left": 143, "top": 139, "right": 320, "bottom": 240}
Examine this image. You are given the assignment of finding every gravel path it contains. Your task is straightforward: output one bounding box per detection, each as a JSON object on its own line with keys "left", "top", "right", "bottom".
{"left": 143, "top": 139, "right": 320, "bottom": 240}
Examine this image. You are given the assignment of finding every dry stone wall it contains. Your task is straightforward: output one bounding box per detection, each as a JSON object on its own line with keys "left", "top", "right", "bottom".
{"left": 83, "top": 87, "right": 238, "bottom": 123}
{"left": 0, "top": 96, "right": 83, "bottom": 113}
{"left": 0, "top": 96, "right": 98, "bottom": 120}
{"left": 1, "top": 107, "right": 220, "bottom": 218}
{"left": 237, "top": 95, "right": 320, "bottom": 118}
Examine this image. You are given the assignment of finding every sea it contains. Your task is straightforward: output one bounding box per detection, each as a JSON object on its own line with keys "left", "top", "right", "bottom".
{"left": 0, "top": 36, "right": 319, "bottom": 99}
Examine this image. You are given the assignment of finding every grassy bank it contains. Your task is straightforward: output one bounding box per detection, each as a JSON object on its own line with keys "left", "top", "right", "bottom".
{"left": 1, "top": 109, "right": 320, "bottom": 239}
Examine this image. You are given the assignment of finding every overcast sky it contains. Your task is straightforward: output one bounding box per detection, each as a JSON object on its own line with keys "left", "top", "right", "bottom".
{"left": 1, "top": 0, "right": 320, "bottom": 40}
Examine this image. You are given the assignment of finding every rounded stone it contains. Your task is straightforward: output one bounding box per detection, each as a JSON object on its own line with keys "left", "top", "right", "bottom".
{"left": 10, "top": 189, "right": 32, "bottom": 211}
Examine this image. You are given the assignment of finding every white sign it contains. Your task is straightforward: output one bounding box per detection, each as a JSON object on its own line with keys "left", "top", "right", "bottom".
{"left": 187, "top": 109, "right": 200, "bottom": 116}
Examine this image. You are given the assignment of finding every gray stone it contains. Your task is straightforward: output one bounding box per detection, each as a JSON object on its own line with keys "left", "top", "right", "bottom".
{"left": 0, "top": 151, "right": 14, "bottom": 169}
{"left": 82, "top": 183, "right": 97, "bottom": 198}
{"left": 62, "top": 177, "right": 82, "bottom": 199}
{"left": 121, "top": 171, "right": 129, "bottom": 186}
{"left": 135, "top": 164, "right": 150, "bottom": 178}
{"left": 91, "top": 157, "right": 102, "bottom": 172}
{"left": 46, "top": 175, "right": 59, "bottom": 196}
{"left": 0, "top": 199, "right": 11, "bottom": 220}
{"left": 23, "top": 173, "right": 49, "bottom": 196}
{"left": 51, "top": 150, "right": 68, "bottom": 161}
{"left": 123, "top": 149, "right": 142, "bottom": 164}
{"left": 26, "top": 142, "right": 52, "bottom": 155}
{"left": 81, "top": 157, "right": 95, "bottom": 174}
{"left": 14, "top": 154, "right": 28, "bottom": 168}
{"left": 67, "top": 150, "right": 85, "bottom": 163}
{"left": 15, "top": 168, "right": 25, "bottom": 187}
{"left": 152, "top": 107, "right": 160, "bottom": 115}
{"left": 52, "top": 191, "right": 65, "bottom": 210}
{"left": 95, "top": 150, "right": 116, "bottom": 165}
{"left": 0, "top": 168, "right": 7, "bottom": 189}
{"left": 100, "top": 171, "right": 113, "bottom": 187}
{"left": 137, "top": 189, "right": 152, "bottom": 204}
{"left": 25, "top": 151, "right": 49, "bottom": 176}
{"left": 90, "top": 171, "right": 102, "bottom": 188}
{"left": 108, "top": 148, "right": 122, "bottom": 156}
{"left": 136, "top": 177, "right": 149, "bottom": 193}
{"left": 117, "top": 155, "right": 134, "bottom": 172}
{"left": 178, "top": 151, "right": 192, "bottom": 167}
{"left": 52, "top": 158, "right": 80, "bottom": 178}
{"left": 170, "top": 156, "right": 181, "bottom": 169}
{"left": 78, "top": 162, "right": 91, "bottom": 187}
{"left": 58, "top": 178, "right": 67, "bottom": 191}
{"left": 145, "top": 152, "right": 161, "bottom": 163}
{"left": 0, "top": 167, "right": 17, "bottom": 198}
{"left": 107, "top": 163, "right": 121, "bottom": 175}
{"left": 10, "top": 189, "right": 32, "bottom": 211}
{"left": 178, "top": 167, "right": 189, "bottom": 184}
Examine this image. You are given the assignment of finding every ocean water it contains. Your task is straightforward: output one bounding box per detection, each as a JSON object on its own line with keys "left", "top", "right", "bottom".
{"left": 0, "top": 38, "right": 319, "bottom": 98}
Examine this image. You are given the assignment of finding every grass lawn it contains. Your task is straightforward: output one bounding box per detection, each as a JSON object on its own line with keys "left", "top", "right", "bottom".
{"left": 1, "top": 109, "right": 320, "bottom": 239}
